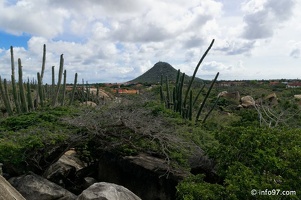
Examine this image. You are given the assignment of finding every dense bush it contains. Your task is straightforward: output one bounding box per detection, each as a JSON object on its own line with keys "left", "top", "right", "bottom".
{"left": 177, "top": 126, "right": 301, "bottom": 199}
{"left": 0, "top": 106, "right": 78, "bottom": 171}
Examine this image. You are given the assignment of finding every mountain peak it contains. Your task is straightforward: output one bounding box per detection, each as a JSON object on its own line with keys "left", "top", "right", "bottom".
{"left": 130, "top": 61, "right": 202, "bottom": 84}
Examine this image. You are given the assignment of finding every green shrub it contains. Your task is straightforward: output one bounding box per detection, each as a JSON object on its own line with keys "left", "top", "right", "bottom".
{"left": 177, "top": 126, "right": 301, "bottom": 199}
{"left": 177, "top": 174, "right": 225, "bottom": 200}
{"left": 0, "top": 106, "right": 78, "bottom": 170}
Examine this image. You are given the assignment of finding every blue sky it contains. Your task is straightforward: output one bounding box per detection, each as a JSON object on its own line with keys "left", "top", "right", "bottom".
{"left": 0, "top": 0, "right": 300, "bottom": 83}
{"left": 0, "top": 31, "right": 30, "bottom": 49}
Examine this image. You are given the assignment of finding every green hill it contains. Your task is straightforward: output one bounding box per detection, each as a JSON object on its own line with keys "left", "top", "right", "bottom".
{"left": 130, "top": 61, "right": 202, "bottom": 84}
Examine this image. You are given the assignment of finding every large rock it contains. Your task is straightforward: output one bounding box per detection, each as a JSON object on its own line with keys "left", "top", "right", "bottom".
{"left": 218, "top": 91, "right": 240, "bottom": 102}
{"left": 89, "top": 88, "right": 111, "bottom": 99}
{"left": 43, "top": 149, "right": 85, "bottom": 185}
{"left": 77, "top": 182, "right": 141, "bottom": 200}
{"left": 264, "top": 93, "right": 278, "bottom": 106}
{"left": 240, "top": 96, "right": 255, "bottom": 108}
{"left": 97, "top": 152, "right": 186, "bottom": 200}
{"left": 188, "top": 149, "right": 217, "bottom": 183}
{"left": 9, "top": 173, "right": 77, "bottom": 200}
{"left": 0, "top": 175, "right": 25, "bottom": 200}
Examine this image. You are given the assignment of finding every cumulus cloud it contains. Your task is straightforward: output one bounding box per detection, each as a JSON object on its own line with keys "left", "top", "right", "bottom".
{"left": 0, "top": 0, "right": 300, "bottom": 82}
{"left": 215, "top": 39, "right": 255, "bottom": 55}
{"left": 201, "top": 61, "right": 232, "bottom": 72}
{"left": 241, "top": 0, "right": 296, "bottom": 40}
{"left": 289, "top": 42, "right": 301, "bottom": 58}
{"left": 0, "top": 0, "right": 69, "bottom": 38}
{"left": 290, "top": 49, "right": 300, "bottom": 58}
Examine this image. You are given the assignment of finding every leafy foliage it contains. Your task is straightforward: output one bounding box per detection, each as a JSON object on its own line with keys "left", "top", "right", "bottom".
{"left": 177, "top": 174, "right": 225, "bottom": 200}
{"left": 0, "top": 106, "right": 78, "bottom": 171}
{"left": 177, "top": 126, "right": 301, "bottom": 199}
{"left": 1, "top": 79, "right": 301, "bottom": 200}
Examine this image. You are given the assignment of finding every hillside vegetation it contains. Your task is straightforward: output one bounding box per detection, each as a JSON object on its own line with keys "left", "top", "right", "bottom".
{"left": 1, "top": 42, "right": 301, "bottom": 199}
{"left": 1, "top": 81, "right": 301, "bottom": 199}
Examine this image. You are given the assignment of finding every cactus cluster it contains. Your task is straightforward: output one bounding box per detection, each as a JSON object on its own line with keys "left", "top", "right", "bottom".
{"left": 0, "top": 45, "right": 79, "bottom": 117}
{"left": 159, "top": 39, "right": 220, "bottom": 123}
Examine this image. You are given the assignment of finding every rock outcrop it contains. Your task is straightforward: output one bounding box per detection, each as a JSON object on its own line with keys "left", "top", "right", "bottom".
{"left": 77, "top": 182, "right": 141, "bottom": 200}
{"left": 0, "top": 175, "right": 25, "bottom": 200}
{"left": 264, "top": 93, "right": 278, "bottom": 106}
{"left": 240, "top": 96, "right": 255, "bottom": 108}
{"left": 43, "top": 149, "right": 85, "bottom": 185}
{"left": 98, "top": 152, "right": 186, "bottom": 200}
{"left": 9, "top": 173, "right": 77, "bottom": 200}
{"left": 218, "top": 91, "right": 240, "bottom": 102}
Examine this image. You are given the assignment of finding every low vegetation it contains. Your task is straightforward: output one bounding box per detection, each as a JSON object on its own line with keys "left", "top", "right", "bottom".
{"left": 1, "top": 41, "right": 301, "bottom": 199}
{"left": 0, "top": 106, "right": 80, "bottom": 174}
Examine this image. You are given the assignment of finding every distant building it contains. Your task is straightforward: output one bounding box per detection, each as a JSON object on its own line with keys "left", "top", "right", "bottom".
{"left": 114, "top": 89, "right": 140, "bottom": 94}
{"left": 269, "top": 81, "right": 280, "bottom": 86}
{"left": 217, "top": 81, "right": 245, "bottom": 87}
{"left": 286, "top": 82, "right": 301, "bottom": 88}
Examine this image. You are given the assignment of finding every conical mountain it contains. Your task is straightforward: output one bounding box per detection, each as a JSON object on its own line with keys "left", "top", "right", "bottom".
{"left": 130, "top": 61, "right": 201, "bottom": 84}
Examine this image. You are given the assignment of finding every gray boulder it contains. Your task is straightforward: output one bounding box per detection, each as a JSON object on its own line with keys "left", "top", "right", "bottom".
{"left": 9, "top": 173, "right": 77, "bottom": 200}
{"left": 77, "top": 182, "right": 141, "bottom": 200}
{"left": 43, "top": 149, "right": 85, "bottom": 185}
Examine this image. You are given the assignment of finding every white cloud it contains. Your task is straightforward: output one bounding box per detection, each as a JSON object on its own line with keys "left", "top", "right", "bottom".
{"left": 215, "top": 39, "right": 255, "bottom": 55}
{"left": 241, "top": 0, "right": 296, "bottom": 39}
{"left": 0, "top": 0, "right": 300, "bottom": 83}
{"left": 289, "top": 41, "right": 301, "bottom": 59}
{"left": 0, "top": 0, "right": 69, "bottom": 38}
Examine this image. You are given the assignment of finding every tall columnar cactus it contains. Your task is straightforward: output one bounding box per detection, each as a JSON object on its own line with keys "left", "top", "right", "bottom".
{"left": 177, "top": 72, "right": 185, "bottom": 113}
{"left": 156, "top": 39, "right": 216, "bottom": 122}
{"left": 44, "top": 84, "right": 50, "bottom": 99}
{"left": 12, "top": 74, "right": 21, "bottom": 113}
{"left": 40, "top": 44, "right": 46, "bottom": 81}
{"left": 0, "top": 77, "right": 13, "bottom": 115}
{"left": 196, "top": 72, "right": 219, "bottom": 122}
{"left": 52, "top": 66, "right": 55, "bottom": 98}
{"left": 81, "top": 79, "right": 85, "bottom": 102}
{"left": 10, "top": 46, "right": 21, "bottom": 113}
{"left": 18, "top": 58, "right": 28, "bottom": 113}
{"left": 10, "top": 46, "right": 15, "bottom": 80}
{"left": 52, "top": 54, "right": 64, "bottom": 106}
{"left": 85, "top": 81, "right": 90, "bottom": 103}
{"left": 0, "top": 44, "right": 80, "bottom": 116}
{"left": 38, "top": 44, "right": 46, "bottom": 105}
{"left": 69, "top": 73, "right": 78, "bottom": 106}
{"left": 202, "top": 96, "right": 220, "bottom": 123}
{"left": 159, "top": 75, "right": 164, "bottom": 103}
{"left": 183, "top": 39, "right": 215, "bottom": 108}
{"left": 173, "top": 69, "right": 181, "bottom": 111}
{"left": 172, "top": 86, "right": 176, "bottom": 111}
{"left": 3, "top": 79, "right": 13, "bottom": 113}
{"left": 193, "top": 83, "right": 205, "bottom": 106}
{"left": 37, "top": 72, "right": 44, "bottom": 107}
{"left": 27, "top": 79, "right": 34, "bottom": 110}
{"left": 165, "top": 76, "right": 170, "bottom": 109}
{"left": 61, "top": 70, "right": 67, "bottom": 106}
